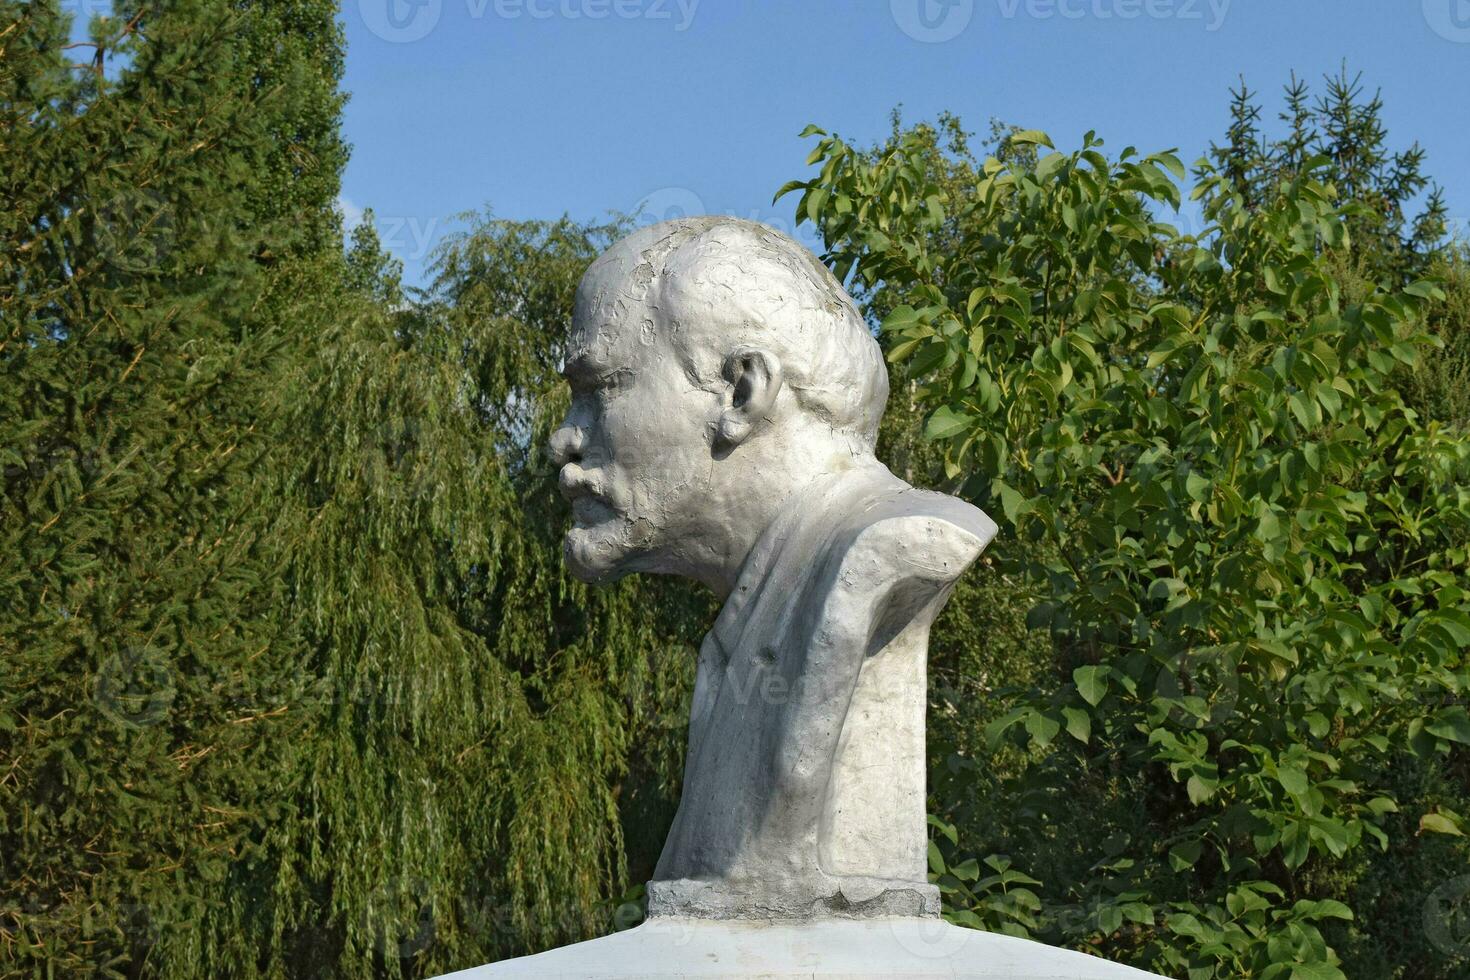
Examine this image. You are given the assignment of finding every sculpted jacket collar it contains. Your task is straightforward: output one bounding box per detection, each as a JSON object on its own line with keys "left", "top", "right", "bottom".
{"left": 650, "top": 455, "right": 996, "bottom": 918}
{"left": 708, "top": 457, "right": 899, "bottom": 681}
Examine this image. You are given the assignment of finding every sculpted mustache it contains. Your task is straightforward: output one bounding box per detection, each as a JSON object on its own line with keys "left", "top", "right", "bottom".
{"left": 558, "top": 468, "right": 610, "bottom": 504}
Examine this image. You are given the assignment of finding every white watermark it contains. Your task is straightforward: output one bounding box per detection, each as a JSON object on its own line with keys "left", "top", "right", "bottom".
{"left": 59, "top": 0, "right": 114, "bottom": 19}
{"left": 341, "top": 199, "right": 444, "bottom": 262}
{"left": 1424, "top": 875, "right": 1470, "bottom": 958}
{"left": 483, "top": 0, "right": 697, "bottom": 29}
{"left": 630, "top": 186, "right": 825, "bottom": 255}
{"left": 891, "top": 0, "right": 975, "bottom": 42}
{"left": 359, "top": 0, "right": 697, "bottom": 42}
{"left": 376, "top": 215, "right": 442, "bottom": 261}
{"left": 1423, "top": 0, "right": 1470, "bottom": 42}
{"left": 359, "top": 0, "right": 443, "bottom": 43}
{"left": 996, "top": 0, "right": 1230, "bottom": 30}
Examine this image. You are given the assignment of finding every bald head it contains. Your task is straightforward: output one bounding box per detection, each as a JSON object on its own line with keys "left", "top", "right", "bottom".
{"left": 572, "top": 217, "right": 889, "bottom": 449}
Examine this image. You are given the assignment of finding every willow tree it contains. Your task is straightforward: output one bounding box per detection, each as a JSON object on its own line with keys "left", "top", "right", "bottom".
{"left": 217, "top": 213, "right": 711, "bottom": 975}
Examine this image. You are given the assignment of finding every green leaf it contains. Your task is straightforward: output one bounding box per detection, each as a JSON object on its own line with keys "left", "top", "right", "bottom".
{"left": 1025, "top": 602, "right": 1056, "bottom": 630}
{"left": 1293, "top": 899, "right": 1353, "bottom": 921}
{"left": 804, "top": 187, "right": 830, "bottom": 225}
{"left": 1366, "top": 797, "right": 1399, "bottom": 815}
{"left": 1418, "top": 812, "right": 1463, "bottom": 837}
{"left": 924, "top": 406, "right": 973, "bottom": 440}
{"left": 881, "top": 304, "right": 921, "bottom": 332}
{"left": 1008, "top": 129, "right": 1054, "bottom": 149}
{"left": 1062, "top": 706, "right": 1091, "bottom": 744}
{"left": 1428, "top": 610, "right": 1470, "bottom": 647}
{"left": 886, "top": 338, "right": 922, "bottom": 363}
{"left": 1023, "top": 711, "right": 1061, "bottom": 748}
{"left": 1146, "top": 338, "right": 1185, "bottom": 369}
{"left": 771, "top": 179, "right": 808, "bottom": 204}
{"left": 1425, "top": 707, "right": 1470, "bottom": 745}
{"left": 1168, "top": 838, "right": 1202, "bottom": 871}
{"left": 1257, "top": 507, "right": 1283, "bottom": 543}
{"left": 1403, "top": 279, "right": 1444, "bottom": 300}
{"left": 927, "top": 814, "right": 959, "bottom": 845}
{"left": 996, "top": 481, "right": 1029, "bottom": 524}
{"left": 984, "top": 708, "right": 1028, "bottom": 748}
{"left": 958, "top": 353, "right": 978, "bottom": 389}
{"left": 1156, "top": 152, "right": 1186, "bottom": 181}
{"left": 1186, "top": 773, "right": 1217, "bottom": 805}
{"left": 1185, "top": 470, "right": 1211, "bottom": 503}
{"left": 1282, "top": 820, "right": 1310, "bottom": 867}
{"left": 1289, "top": 964, "right": 1346, "bottom": 980}
{"left": 1074, "top": 666, "right": 1110, "bottom": 706}
{"left": 1277, "top": 765, "right": 1310, "bottom": 797}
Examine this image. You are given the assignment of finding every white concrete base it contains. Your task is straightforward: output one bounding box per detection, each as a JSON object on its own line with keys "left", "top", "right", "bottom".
{"left": 436, "top": 916, "right": 1166, "bottom": 979}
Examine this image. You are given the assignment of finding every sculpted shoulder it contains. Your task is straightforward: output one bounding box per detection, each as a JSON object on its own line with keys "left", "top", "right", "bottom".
{"left": 838, "top": 483, "right": 998, "bottom": 585}
{"left": 805, "top": 480, "right": 998, "bottom": 658}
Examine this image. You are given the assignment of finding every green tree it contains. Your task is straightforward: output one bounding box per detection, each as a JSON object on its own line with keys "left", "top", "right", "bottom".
{"left": 1, "top": 0, "right": 348, "bottom": 974}
{"left": 780, "top": 101, "right": 1469, "bottom": 978}
{"left": 249, "top": 212, "right": 714, "bottom": 975}
{"left": 1198, "top": 72, "right": 1470, "bottom": 433}
{"left": 1204, "top": 71, "right": 1448, "bottom": 286}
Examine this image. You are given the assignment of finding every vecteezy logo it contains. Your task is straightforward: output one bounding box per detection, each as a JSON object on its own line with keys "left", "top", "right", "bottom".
{"left": 1424, "top": 875, "right": 1470, "bottom": 957}
{"left": 362, "top": 875, "right": 437, "bottom": 961}
{"left": 359, "top": 0, "right": 442, "bottom": 42}
{"left": 94, "top": 190, "right": 176, "bottom": 274}
{"left": 890, "top": 913, "right": 973, "bottom": 959}
{"left": 631, "top": 187, "right": 706, "bottom": 228}
{"left": 1424, "top": 0, "right": 1470, "bottom": 42}
{"left": 95, "top": 647, "right": 176, "bottom": 729}
{"left": 1156, "top": 646, "right": 1239, "bottom": 730}
{"left": 891, "top": 0, "right": 974, "bottom": 42}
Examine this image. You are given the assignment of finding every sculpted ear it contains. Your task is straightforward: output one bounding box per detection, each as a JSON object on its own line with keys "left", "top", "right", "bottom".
{"left": 716, "top": 346, "right": 783, "bottom": 450}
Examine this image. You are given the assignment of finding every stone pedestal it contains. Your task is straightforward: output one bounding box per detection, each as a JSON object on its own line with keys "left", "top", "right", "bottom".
{"left": 645, "top": 876, "right": 940, "bottom": 919}
{"left": 436, "top": 916, "right": 1164, "bottom": 978}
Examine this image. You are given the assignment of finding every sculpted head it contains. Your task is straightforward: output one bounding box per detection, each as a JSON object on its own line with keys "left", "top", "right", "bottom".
{"left": 549, "top": 217, "right": 889, "bottom": 592}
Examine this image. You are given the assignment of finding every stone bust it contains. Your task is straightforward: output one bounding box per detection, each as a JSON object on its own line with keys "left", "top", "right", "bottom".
{"left": 548, "top": 216, "right": 997, "bottom": 920}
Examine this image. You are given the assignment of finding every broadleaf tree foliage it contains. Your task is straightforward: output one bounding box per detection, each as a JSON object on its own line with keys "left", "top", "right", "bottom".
{"left": 779, "top": 81, "right": 1469, "bottom": 978}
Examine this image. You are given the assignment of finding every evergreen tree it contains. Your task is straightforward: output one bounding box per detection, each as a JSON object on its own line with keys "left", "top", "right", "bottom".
{"left": 1205, "top": 70, "right": 1449, "bottom": 286}
{"left": 1, "top": 0, "right": 347, "bottom": 974}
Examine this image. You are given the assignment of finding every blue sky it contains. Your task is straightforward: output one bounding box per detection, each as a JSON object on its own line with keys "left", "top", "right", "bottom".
{"left": 337, "top": 0, "right": 1470, "bottom": 288}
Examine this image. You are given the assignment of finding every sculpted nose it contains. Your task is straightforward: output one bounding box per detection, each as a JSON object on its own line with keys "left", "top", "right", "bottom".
{"left": 549, "top": 422, "right": 584, "bottom": 469}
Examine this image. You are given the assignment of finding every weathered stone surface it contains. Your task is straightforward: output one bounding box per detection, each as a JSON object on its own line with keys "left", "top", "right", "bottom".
{"left": 645, "top": 875, "right": 940, "bottom": 920}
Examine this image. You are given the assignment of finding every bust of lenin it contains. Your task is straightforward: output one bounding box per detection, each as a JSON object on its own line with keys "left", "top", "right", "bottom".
{"left": 549, "top": 217, "right": 997, "bottom": 919}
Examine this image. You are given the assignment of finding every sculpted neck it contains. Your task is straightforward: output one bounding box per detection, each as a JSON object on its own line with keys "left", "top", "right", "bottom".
{"left": 679, "top": 428, "right": 881, "bottom": 602}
